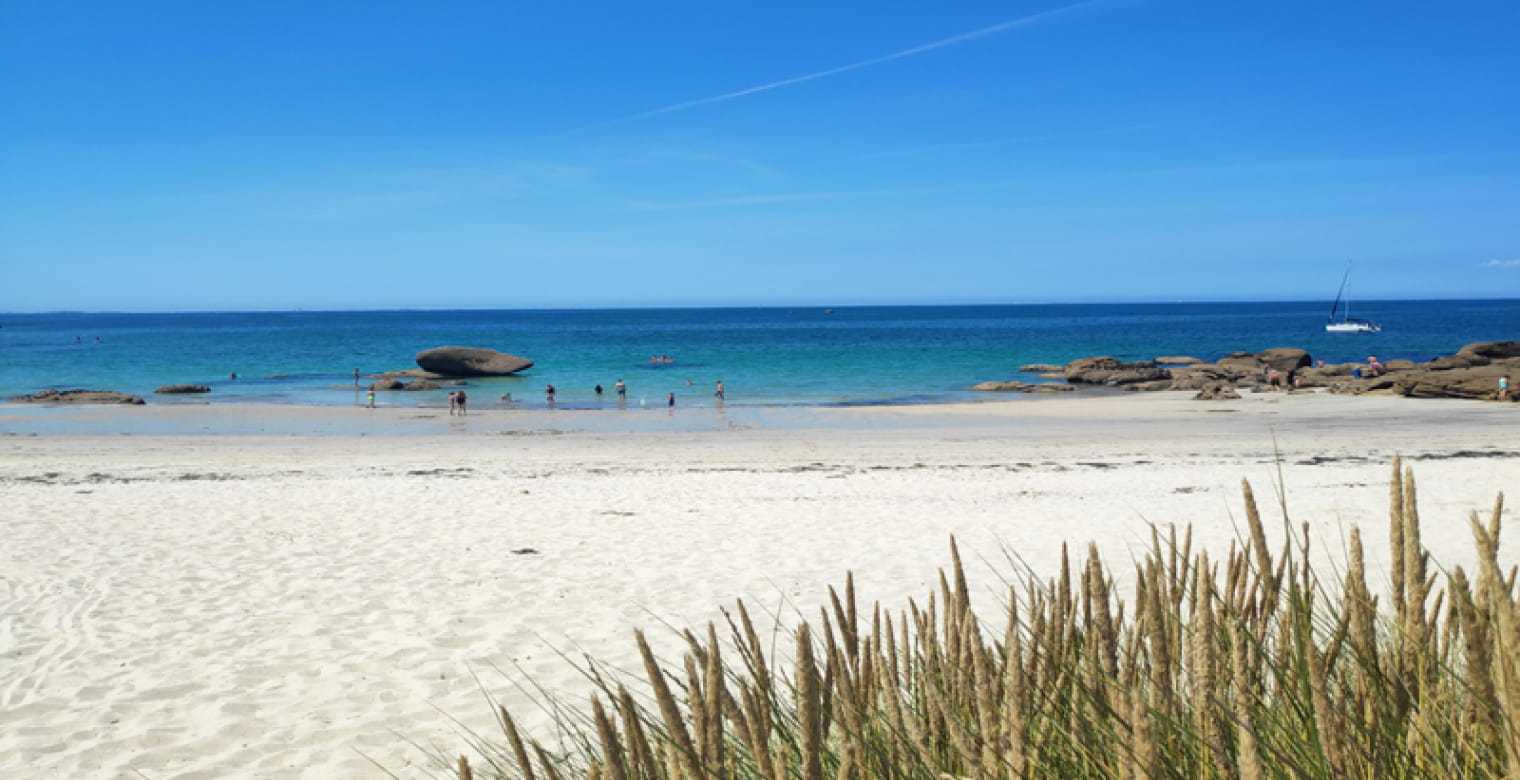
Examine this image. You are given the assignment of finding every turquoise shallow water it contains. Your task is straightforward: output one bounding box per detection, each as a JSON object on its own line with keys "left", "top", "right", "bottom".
{"left": 1, "top": 301, "right": 1516, "bottom": 409}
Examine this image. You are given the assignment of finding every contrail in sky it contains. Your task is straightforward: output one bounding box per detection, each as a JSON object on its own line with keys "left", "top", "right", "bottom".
{"left": 596, "top": 0, "right": 1121, "bottom": 127}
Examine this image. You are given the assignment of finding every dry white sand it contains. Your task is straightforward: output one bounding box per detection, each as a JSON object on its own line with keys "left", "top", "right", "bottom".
{"left": 1, "top": 391, "right": 1516, "bottom": 778}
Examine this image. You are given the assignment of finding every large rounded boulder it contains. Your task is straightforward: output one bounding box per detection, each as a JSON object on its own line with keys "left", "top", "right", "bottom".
{"left": 414, "top": 346, "right": 533, "bottom": 377}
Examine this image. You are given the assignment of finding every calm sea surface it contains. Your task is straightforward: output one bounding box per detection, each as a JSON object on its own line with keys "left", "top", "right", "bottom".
{"left": 1, "top": 301, "right": 1516, "bottom": 409}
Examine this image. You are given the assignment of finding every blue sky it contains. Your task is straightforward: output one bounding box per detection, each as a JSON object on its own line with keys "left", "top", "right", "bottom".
{"left": 1, "top": 0, "right": 1517, "bottom": 311}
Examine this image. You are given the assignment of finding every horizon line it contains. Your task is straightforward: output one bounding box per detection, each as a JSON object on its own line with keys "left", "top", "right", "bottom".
{"left": 4, "top": 294, "right": 1516, "bottom": 316}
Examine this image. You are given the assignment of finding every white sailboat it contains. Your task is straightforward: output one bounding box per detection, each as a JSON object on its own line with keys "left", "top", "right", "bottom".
{"left": 1325, "top": 265, "right": 1381, "bottom": 333}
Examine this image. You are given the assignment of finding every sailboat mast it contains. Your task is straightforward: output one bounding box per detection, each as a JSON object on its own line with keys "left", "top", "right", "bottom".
{"left": 1329, "top": 266, "right": 1350, "bottom": 322}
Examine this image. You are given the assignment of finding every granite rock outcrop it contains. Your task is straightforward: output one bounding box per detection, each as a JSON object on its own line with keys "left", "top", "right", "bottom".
{"left": 415, "top": 347, "right": 533, "bottom": 377}
{"left": 10, "top": 389, "right": 145, "bottom": 405}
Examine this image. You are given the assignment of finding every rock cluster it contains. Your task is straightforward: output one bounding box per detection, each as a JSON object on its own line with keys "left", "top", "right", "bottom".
{"left": 10, "top": 389, "right": 145, "bottom": 405}
{"left": 1320, "top": 341, "right": 1519, "bottom": 400}
{"left": 981, "top": 341, "right": 1520, "bottom": 402}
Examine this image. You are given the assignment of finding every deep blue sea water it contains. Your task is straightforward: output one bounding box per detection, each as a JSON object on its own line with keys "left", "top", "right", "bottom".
{"left": 1, "top": 301, "right": 1516, "bottom": 409}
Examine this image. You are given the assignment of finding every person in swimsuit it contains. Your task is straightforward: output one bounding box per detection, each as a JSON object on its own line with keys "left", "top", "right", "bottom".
{"left": 615, "top": 379, "right": 626, "bottom": 398}
{"left": 455, "top": 390, "right": 467, "bottom": 414}
{"left": 714, "top": 380, "right": 725, "bottom": 401}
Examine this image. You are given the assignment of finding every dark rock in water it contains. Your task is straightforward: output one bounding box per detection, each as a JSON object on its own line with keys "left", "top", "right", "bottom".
{"left": 1457, "top": 341, "right": 1520, "bottom": 361}
{"left": 1194, "top": 381, "right": 1240, "bottom": 401}
{"left": 415, "top": 346, "right": 533, "bottom": 377}
{"left": 970, "top": 380, "right": 1035, "bottom": 392}
{"left": 369, "top": 378, "right": 405, "bottom": 391}
{"left": 969, "top": 381, "right": 1074, "bottom": 393}
{"left": 1255, "top": 348, "right": 1312, "bottom": 371}
{"left": 1063, "top": 356, "right": 1167, "bottom": 386}
{"left": 11, "top": 389, "right": 145, "bottom": 405}
{"left": 155, "top": 384, "right": 211, "bottom": 394}
{"left": 402, "top": 379, "right": 439, "bottom": 391}
{"left": 1018, "top": 363, "right": 1064, "bottom": 373}
{"left": 372, "top": 369, "right": 449, "bottom": 380}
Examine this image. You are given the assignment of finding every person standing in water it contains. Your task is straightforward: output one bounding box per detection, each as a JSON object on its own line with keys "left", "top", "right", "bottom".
{"left": 615, "top": 379, "right": 626, "bottom": 398}
{"left": 714, "top": 380, "right": 725, "bottom": 401}
{"left": 667, "top": 392, "right": 675, "bottom": 408}
{"left": 455, "top": 389, "right": 467, "bottom": 414}
{"left": 366, "top": 389, "right": 376, "bottom": 408}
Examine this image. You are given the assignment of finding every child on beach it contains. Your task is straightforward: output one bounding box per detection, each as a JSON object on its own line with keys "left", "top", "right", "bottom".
{"left": 366, "top": 390, "right": 375, "bottom": 408}
{"left": 1501, "top": 375, "right": 1510, "bottom": 401}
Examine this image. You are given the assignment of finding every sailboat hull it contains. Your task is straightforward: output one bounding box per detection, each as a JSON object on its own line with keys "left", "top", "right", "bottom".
{"left": 1326, "top": 321, "right": 1381, "bottom": 333}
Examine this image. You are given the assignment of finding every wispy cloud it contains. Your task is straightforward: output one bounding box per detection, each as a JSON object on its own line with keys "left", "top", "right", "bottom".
{"left": 591, "top": 0, "right": 1122, "bottom": 128}
{"left": 1483, "top": 259, "right": 1520, "bottom": 268}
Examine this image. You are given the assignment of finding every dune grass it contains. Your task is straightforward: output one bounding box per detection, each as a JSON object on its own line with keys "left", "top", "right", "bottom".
{"left": 448, "top": 457, "right": 1518, "bottom": 779}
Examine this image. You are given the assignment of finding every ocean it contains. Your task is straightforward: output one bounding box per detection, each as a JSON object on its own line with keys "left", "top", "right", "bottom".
{"left": 1, "top": 300, "right": 1516, "bottom": 409}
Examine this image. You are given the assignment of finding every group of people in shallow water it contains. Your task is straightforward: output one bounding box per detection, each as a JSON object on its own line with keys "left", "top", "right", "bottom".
{"left": 489, "top": 378, "right": 725, "bottom": 408}
{"left": 359, "top": 370, "right": 729, "bottom": 411}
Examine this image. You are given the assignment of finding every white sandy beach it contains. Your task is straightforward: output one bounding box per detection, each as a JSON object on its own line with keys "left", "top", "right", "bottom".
{"left": 2, "top": 391, "right": 1517, "bottom": 778}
